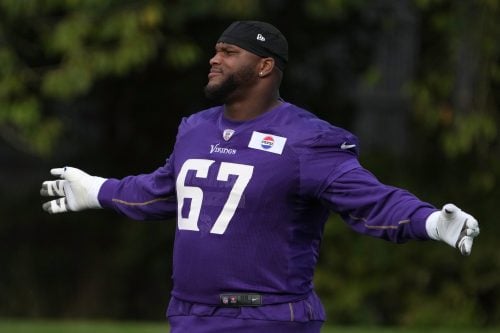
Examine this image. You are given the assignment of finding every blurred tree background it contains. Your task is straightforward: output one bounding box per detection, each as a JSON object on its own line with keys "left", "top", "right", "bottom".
{"left": 0, "top": 0, "right": 498, "bottom": 328}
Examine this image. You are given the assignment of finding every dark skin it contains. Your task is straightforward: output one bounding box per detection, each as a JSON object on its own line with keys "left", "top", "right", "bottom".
{"left": 206, "top": 42, "right": 283, "bottom": 121}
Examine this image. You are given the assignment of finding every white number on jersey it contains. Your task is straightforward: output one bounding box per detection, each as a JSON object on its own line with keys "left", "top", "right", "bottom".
{"left": 176, "top": 159, "right": 254, "bottom": 234}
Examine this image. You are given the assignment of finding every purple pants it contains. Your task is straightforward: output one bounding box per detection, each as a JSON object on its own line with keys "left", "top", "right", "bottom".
{"left": 167, "top": 292, "right": 325, "bottom": 333}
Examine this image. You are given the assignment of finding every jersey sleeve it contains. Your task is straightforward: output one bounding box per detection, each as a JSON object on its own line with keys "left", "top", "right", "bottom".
{"left": 98, "top": 156, "right": 177, "bottom": 220}
{"left": 320, "top": 166, "right": 436, "bottom": 243}
{"left": 298, "top": 123, "right": 362, "bottom": 197}
{"left": 299, "top": 123, "right": 436, "bottom": 243}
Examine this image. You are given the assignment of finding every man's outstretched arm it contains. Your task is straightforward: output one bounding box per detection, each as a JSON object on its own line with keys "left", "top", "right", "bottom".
{"left": 322, "top": 166, "right": 480, "bottom": 255}
{"left": 41, "top": 161, "right": 177, "bottom": 220}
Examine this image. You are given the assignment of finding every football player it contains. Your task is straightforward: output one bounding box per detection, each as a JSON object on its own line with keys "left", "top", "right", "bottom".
{"left": 41, "top": 21, "right": 479, "bottom": 333}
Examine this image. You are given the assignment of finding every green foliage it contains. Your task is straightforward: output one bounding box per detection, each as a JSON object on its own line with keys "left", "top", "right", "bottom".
{"left": 41, "top": 3, "right": 164, "bottom": 98}
{"left": 0, "top": 0, "right": 167, "bottom": 154}
{"left": 442, "top": 113, "right": 497, "bottom": 157}
{"left": 0, "top": 0, "right": 259, "bottom": 155}
{"left": 305, "top": 0, "right": 369, "bottom": 19}
{"left": 165, "top": 40, "right": 201, "bottom": 68}
{"left": 316, "top": 208, "right": 500, "bottom": 327}
{"left": 410, "top": 0, "right": 500, "bottom": 158}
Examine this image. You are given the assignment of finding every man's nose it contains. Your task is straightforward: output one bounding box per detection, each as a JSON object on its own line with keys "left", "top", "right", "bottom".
{"left": 209, "top": 53, "right": 221, "bottom": 65}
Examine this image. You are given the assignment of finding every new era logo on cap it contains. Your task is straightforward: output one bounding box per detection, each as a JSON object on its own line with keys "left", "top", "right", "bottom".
{"left": 256, "top": 33, "right": 266, "bottom": 42}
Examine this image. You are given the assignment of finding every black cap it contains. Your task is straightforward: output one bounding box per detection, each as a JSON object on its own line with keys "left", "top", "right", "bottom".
{"left": 217, "top": 21, "right": 288, "bottom": 71}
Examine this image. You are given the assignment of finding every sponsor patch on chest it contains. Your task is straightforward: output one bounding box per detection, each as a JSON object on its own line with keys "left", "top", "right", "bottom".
{"left": 248, "top": 131, "right": 287, "bottom": 155}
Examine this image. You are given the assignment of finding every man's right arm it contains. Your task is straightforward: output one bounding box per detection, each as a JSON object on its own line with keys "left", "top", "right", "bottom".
{"left": 98, "top": 160, "right": 177, "bottom": 220}
{"left": 41, "top": 158, "right": 177, "bottom": 221}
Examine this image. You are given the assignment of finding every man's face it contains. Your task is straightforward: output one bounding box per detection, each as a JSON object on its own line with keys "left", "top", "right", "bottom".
{"left": 204, "top": 43, "right": 260, "bottom": 103}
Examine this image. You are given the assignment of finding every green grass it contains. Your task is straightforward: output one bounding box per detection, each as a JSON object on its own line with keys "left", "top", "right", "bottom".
{"left": 0, "top": 319, "right": 496, "bottom": 333}
{"left": 0, "top": 320, "right": 168, "bottom": 333}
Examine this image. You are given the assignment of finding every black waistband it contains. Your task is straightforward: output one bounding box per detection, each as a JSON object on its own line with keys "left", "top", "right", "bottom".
{"left": 220, "top": 293, "right": 262, "bottom": 307}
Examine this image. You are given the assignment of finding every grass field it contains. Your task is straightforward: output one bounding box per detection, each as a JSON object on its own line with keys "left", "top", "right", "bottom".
{"left": 0, "top": 320, "right": 497, "bottom": 333}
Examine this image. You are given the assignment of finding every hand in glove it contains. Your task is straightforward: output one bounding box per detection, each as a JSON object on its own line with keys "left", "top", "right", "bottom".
{"left": 40, "top": 167, "right": 107, "bottom": 214}
{"left": 426, "top": 203, "right": 480, "bottom": 256}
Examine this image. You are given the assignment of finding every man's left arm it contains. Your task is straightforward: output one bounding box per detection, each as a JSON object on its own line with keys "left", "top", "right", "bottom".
{"left": 321, "top": 166, "right": 480, "bottom": 255}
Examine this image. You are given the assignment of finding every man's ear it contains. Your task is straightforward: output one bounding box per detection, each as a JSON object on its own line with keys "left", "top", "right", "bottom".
{"left": 258, "top": 57, "right": 275, "bottom": 77}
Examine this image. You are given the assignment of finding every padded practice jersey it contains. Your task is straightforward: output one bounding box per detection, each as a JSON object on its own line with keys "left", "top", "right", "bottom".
{"left": 98, "top": 102, "right": 436, "bottom": 305}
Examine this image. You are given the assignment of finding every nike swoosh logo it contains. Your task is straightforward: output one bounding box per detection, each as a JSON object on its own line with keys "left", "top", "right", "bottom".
{"left": 341, "top": 142, "right": 356, "bottom": 150}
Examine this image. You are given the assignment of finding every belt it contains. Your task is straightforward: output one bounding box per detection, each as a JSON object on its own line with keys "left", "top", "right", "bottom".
{"left": 220, "top": 293, "right": 262, "bottom": 307}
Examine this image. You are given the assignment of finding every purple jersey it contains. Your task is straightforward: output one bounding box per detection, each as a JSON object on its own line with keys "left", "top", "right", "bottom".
{"left": 98, "top": 102, "right": 436, "bottom": 305}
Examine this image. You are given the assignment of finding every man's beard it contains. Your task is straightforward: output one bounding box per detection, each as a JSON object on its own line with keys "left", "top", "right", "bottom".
{"left": 204, "top": 65, "right": 256, "bottom": 103}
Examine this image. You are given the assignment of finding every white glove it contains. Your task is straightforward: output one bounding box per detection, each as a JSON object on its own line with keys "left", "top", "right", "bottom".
{"left": 425, "top": 203, "right": 480, "bottom": 256}
{"left": 40, "top": 167, "right": 107, "bottom": 214}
